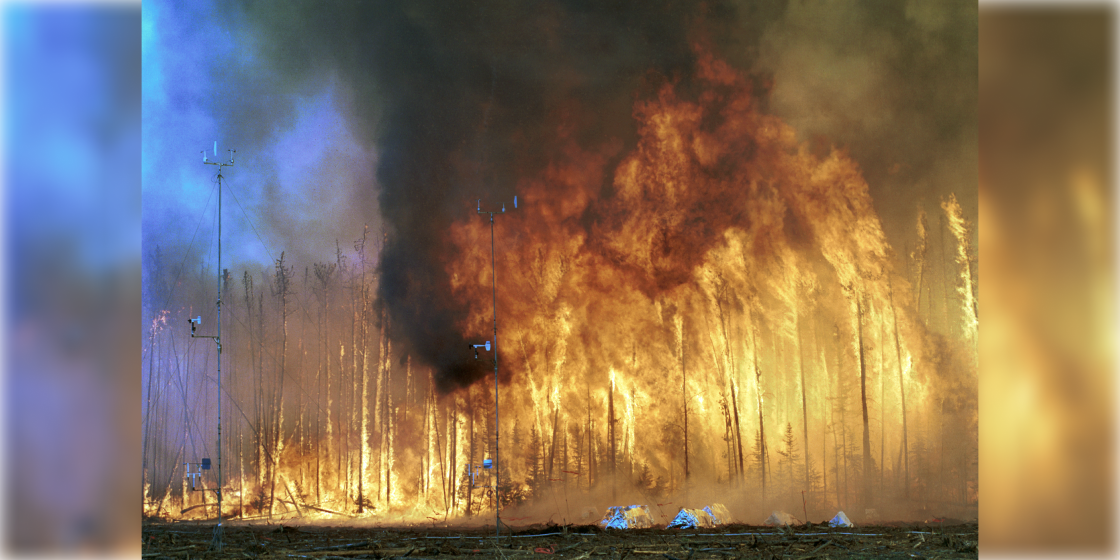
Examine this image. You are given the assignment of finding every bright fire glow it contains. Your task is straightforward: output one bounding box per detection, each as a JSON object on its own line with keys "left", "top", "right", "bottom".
{"left": 142, "top": 47, "right": 975, "bottom": 525}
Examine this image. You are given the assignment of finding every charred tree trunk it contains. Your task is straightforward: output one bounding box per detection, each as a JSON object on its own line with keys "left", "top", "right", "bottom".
{"left": 338, "top": 338, "right": 347, "bottom": 498}
{"left": 879, "top": 319, "right": 886, "bottom": 497}
{"left": 680, "top": 317, "right": 689, "bottom": 483}
{"left": 855, "top": 293, "right": 872, "bottom": 507}
{"left": 720, "top": 396, "right": 733, "bottom": 482}
{"left": 562, "top": 424, "right": 569, "bottom": 492}
{"left": 425, "top": 372, "right": 433, "bottom": 500}
{"left": 755, "top": 362, "right": 766, "bottom": 498}
{"left": 448, "top": 401, "right": 458, "bottom": 512}
{"left": 887, "top": 284, "right": 913, "bottom": 504}
{"left": 748, "top": 308, "right": 766, "bottom": 498}
{"left": 357, "top": 230, "right": 370, "bottom": 514}
{"left": 333, "top": 242, "right": 345, "bottom": 497}
{"left": 939, "top": 211, "right": 952, "bottom": 336}
{"left": 796, "top": 308, "right": 811, "bottom": 499}
{"left": 315, "top": 302, "right": 323, "bottom": 504}
{"left": 382, "top": 317, "right": 392, "bottom": 505}
{"left": 238, "top": 393, "right": 245, "bottom": 518}
{"left": 269, "top": 253, "right": 292, "bottom": 517}
{"left": 713, "top": 281, "right": 745, "bottom": 483}
{"left": 313, "top": 261, "right": 337, "bottom": 505}
{"left": 300, "top": 268, "right": 309, "bottom": 492}
{"left": 574, "top": 424, "right": 584, "bottom": 496}
{"left": 608, "top": 376, "right": 615, "bottom": 481}
{"left": 143, "top": 320, "right": 158, "bottom": 510}
{"left": 730, "top": 380, "right": 745, "bottom": 484}
{"left": 242, "top": 275, "right": 260, "bottom": 493}
{"left": 548, "top": 393, "right": 560, "bottom": 486}
{"left": 348, "top": 258, "right": 358, "bottom": 507}
{"left": 257, "top": 291, "right": 266, "bottom": 493}
{"left": 913, "top": 210, "right": 929, "bottom": 327}
{"left": 821, "top": 420, "right": 829, "bottom": 509}
{"left": 466, "top": 386, "right": 474, "bottom": 516}
{"left": 372, "top": 304, "right": 384, "bottom": 504}
{"left": 435, "top": 398, "right": 447, "bottom": 517}
{"left": 586, "top": 381, "right": 594, "bottom": 491}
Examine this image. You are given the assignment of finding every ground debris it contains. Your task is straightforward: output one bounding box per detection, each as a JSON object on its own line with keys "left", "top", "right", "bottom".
{"left": 141, "top": 519, "right": 978, "bottom": 559}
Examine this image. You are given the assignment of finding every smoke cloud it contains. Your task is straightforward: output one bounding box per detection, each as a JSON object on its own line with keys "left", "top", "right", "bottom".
{"left": 224, "top": 1, "right": 783, "bottom": 389}
{"left": 749, "top": 0, "right": 977, "bottom": 246}
{"left": 144, "top": 0, "right": 975, "bottom": 390}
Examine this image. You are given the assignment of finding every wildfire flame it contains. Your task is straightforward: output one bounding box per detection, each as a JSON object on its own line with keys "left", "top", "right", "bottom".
{"left": 142, "top": 47, "right": 975, "bottom": 524}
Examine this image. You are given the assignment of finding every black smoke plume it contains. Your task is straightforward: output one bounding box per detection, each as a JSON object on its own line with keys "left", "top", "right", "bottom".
{"left": 236, "top": 0, "right": 779, "bottom": 390}
{"left": 230, "top": 0, "right": 973, "bottom": 391}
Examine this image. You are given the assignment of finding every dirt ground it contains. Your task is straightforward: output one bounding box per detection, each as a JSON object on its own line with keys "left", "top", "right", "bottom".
{"left": 141, "top": 519, "right": 978, "bottom": 559}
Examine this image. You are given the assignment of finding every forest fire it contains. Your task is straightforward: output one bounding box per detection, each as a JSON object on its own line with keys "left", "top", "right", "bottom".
{"left": 142, "top": 3, "right": 976, "bottom": 531}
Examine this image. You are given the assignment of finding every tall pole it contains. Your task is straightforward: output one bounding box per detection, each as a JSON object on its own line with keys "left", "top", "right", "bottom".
{"left": 217, "top": 163, "right": 223, "bottom": 549}
{"left": 196, "top": 146, "right": 234, "bottom": 551}
{"left": 477, "top": 197, "right": 515, "bottom": 539}
{"left": 217, "top": 162, "right": 222, "bottom": 547}
{"left": 490, "top": 212, "right": 499, "bottom": 540}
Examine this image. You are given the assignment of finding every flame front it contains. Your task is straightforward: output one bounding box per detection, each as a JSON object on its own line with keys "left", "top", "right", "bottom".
{"left": 142, "top": 48, "right": 975, "bottom": 524}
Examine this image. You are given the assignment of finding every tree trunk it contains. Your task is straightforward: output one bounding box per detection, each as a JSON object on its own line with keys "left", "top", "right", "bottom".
{"left": 466, "top": 386, "right": 474, "bottom": 516}
{"left": 879, "top": 318, "right": 886, "bottom": 497}
{"left": 939, "top": 211, "right": 952, "bottom": 335}
{"left": 730, "top": 380, "right": 745, "bottom": 485}
{"left": 298, "top": 268, "right": 307, "bottom": 494}
{"left": 242, "top": 275, "right": 259, "bottom": 495}
{"left": 855, "top": 293, "right": 872, "bottom": 507}
{"left": 548, "top": 394, "right": 560, "bottom": 486}
{"left": 348, "top": 264, "right": 358, "bottom": 507}
{"left": 586, "top": 381, "right": 593, "bottom": 491}
{"left": 142, "top": 323, "right": 157, "bottom": 510}
{"left": 608, "top": 375, "right": 616, "bottom": 496}
{"left": 796, "top": 309, "right": 811, "bottom": 498}
{"left": 680, "top": 316, "right": 689, "bottom": 483}
{"left": 435, "top": 398, "right": 447, "bottom": 517}
{"left": 448, "top": 401, "right": 458, "bottom": 512}
{"left": 257, "top": 291, "right": 266, "bottom": 494}
{"left": 269, "top": 253, "right": 292, "bottom": 518}
{"left": 316, "top": 304, "right": 323, "bottom": 504}
{"left": 713, "top": 285, "right": 744, "bottom": 482}
{"left": 358, "top": 272, "right": 369, "bottom": 513}
{"left": 383, "top": 326, "right": 393, "bottom": 505}
{"left": 748, "top": 309, "right": 766, "bottom": 498}
{"left": 913, "top": 210, "right": 929, "bottom": 327}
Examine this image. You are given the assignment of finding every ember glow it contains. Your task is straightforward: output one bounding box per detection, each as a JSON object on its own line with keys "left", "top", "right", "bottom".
{"left": 142, "top": 1, "right": 977, "bottom": 525}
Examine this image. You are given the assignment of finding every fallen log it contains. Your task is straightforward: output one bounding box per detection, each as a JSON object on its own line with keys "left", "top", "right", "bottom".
{"left": 278, "top": 501, "right": 354, "bottom": 518}
{"left": 306, "top": 540, "right": 371, "bottom": 552}
{"left": 178, "top": 503, "right": 215, "bottom": 514}
{"left": 142, "top": 545, "right": 199, "bottom": 556}
{"left": 300, "top": 547, "right": 414, "bottom": 557}
{"left": 283, "top": 477, "right": 304, "bottom": 517}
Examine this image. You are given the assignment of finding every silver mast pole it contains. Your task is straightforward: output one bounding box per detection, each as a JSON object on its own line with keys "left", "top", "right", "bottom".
{"left": 198, "top": 146, "right": 234, "bottom": 551}
{"left": 476, "top": 196, "right": 516, "bottom": 540}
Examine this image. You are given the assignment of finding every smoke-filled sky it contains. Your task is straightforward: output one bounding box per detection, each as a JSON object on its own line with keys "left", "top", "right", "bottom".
{"left": 142, "top": 0, "right": 976, "bottom": 387}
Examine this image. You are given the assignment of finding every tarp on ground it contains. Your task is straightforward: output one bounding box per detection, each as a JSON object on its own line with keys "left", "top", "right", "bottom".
{"left": 667, "top": 508, "right": 716, "bottom": 529}
{"left": 764, "top": 511, "right": 800, "bottom": 526}
{"left": 708, "top": 503, "right": 732, "bottom": 524}
{"left": 600, "top": 505, "right": 655, "bottom": 529}
{"left": 829, "top": 511, "right": 853, "bottom": 527}
{"left": 666, "top": 503, "right": 733, "bottom": 529}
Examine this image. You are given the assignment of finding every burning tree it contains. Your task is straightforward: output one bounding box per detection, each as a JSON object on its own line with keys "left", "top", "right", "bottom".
{"left": 142, "top": 20, "right": 975, "bottom": 524}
